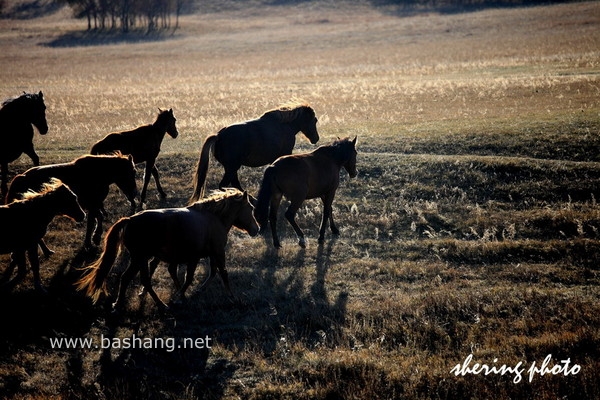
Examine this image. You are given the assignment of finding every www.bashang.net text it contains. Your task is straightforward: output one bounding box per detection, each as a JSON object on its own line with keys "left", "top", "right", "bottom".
{"left": 49, "top": 334, "right": 212, "bottom": 353}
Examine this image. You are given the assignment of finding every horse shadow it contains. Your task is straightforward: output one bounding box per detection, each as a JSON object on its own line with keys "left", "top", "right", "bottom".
{"left": 0, "top": 247, "right": 103, "bottom": 397}
{"left": 181, "top": 238, "right": 348, "bottom": 355}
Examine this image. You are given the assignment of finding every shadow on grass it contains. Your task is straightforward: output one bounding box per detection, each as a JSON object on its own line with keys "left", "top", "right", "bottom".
{"left": 42, "top": 29, "right": 181, "bottom": 48}
{"left": 0, "top": 232, "right": 347, "bottom": 398}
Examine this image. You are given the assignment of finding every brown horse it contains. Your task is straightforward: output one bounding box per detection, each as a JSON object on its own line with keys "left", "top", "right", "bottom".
{"left": 6, "top": 153, "right": 138, "bottom": 251}
{"left": 0, "top": 179, "right": 85, "bottom": 292}
{"left": 76, "top": 189, "right": 259, "bottom": 311}
{"left": 91, "top": 108, "right": 178, "bottom": 206}
{"left": 190, "top": 102, "right": 319, "bottom": 202}
{"left": 254, "top": 137, "right": 358, "bottom": 248}
{"left": 0, "top": 91, "right": 48, "bottom": 197}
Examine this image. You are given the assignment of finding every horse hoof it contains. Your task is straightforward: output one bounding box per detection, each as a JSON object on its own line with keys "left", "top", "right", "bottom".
{"left": 298, "top": 238, "right": 306, "bottom": 248}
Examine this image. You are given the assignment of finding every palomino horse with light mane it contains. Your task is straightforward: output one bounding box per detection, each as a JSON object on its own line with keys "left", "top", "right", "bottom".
{"left": 254, "top": 137, "right": 358, "bottom": 248}
{"left": 6, "top": 153, "right": 138, "bottom": 251}
{"left": 76, "top": 189, "right": 259, "bottom": 311}
{"left": 91, "top": 108, "right": 178, "bottom": 206}
{"left": 0, "top": 91, "right": 48, "bottom": 197}
{"left": 190, "top": 102, "right": 319, "bottom": 202}
{"left": 0, "top": 179, "right": 85, "bottom": 292}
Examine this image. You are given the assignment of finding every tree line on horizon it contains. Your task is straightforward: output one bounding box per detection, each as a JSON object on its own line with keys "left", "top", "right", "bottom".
{"left": 57, "top": 0, "right": 191, "bottom": 32}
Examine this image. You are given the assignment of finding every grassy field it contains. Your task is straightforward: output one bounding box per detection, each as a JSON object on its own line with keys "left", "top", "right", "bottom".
{"left": 1, "top": 0, "right": 600, "bottom": 398}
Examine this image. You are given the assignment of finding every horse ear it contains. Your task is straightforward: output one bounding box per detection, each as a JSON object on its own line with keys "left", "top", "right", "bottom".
{"left": 352, "top": 136, "right": 357, "bottom": 145}
{"left": 242, "top": 190, "right": 248, "bottom": 200}
{"left": 38, "top": 91, "right": 43, "bottom": 98}
{"left": 128, "top": 154, "right": 134, "bottom": 162}
{"left": 169, "top": 108, "right": 173, "bottom": 113}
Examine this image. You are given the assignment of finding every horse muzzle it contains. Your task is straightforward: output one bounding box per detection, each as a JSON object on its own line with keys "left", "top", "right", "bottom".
{"left": 37, "top": 123, "right": 49, "bottom": 135}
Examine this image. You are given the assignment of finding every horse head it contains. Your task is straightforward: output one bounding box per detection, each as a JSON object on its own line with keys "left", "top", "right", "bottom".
{"left": 340, "top": 136, "right": 358, "bottom": 178}
{"left": 234, "top": 190, "right": 260, "bottom": 237}
{"left": 299, "top": 105, "right": 319, "bottom": 145}
{"left": 30, "top": 91, "right": 48, "bottom": 135}
{"left": 158, "top": 108, "right": 179, "bottom": 139}
{"left": 56, "top": 183, "right": 86, "bottom": 222}
{"left": 43, "top": 179, "right": 85, "bottom": 222}
{"left": 115, "top": 154, "right": 139, "bottom": 213}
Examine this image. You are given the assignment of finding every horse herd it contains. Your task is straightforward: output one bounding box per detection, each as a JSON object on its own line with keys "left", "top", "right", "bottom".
{"left": 0, "top": 91, "right": 358, "bottom": 311}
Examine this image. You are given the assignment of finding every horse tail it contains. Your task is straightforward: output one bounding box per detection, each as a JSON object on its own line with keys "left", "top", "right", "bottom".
{"left": 190, "top": 134, "right": 217, "bottom": 203}
{"left": 75, "top": 217, "right": 129, "bottom": 303}
{"left": 255, "top": 165, "right": 277, "bottom": 229}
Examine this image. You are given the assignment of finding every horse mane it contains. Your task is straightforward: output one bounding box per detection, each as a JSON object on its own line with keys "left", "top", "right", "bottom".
{"left": 260, "top": 101, "right": 313, "bottom": 123}
{"left": 315, "top": 137, "right": 354, "bottom": 159}
{"left": 1, "top": 92, "right": 39, "bottom": 108}
{"left": 15, "top": 178, "right": 63, "bottom": 201}
{"left": 189, "top": 188, "right": 245, "bottom": 216}
{"left": 73, "top": 152, "right": 127, "bottom": 166}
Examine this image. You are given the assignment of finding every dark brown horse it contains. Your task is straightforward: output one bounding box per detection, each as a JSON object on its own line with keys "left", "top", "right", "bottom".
{"left": 0, "top": 179, "right": 85, "bottom": 292}
{"left": 6, "top": 153, "right": 138, "bottom": 251}
{"left": 0, "top": 91, "right": 48, "bottom": 197}
{"left": 76, "top": 189, "right": 259, "bottom": 311}
{"left": 91, "top": 108, "right": 178, "bottom": 207}
{"left": 190, "top": 102, "right": 319, "bottom": 202}
{"left": 254, "top": 137, "right": 358, "bottom": 248}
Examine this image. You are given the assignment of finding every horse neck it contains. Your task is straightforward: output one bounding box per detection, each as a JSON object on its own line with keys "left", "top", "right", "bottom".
{"left": 152, "top": 119, "right": 170, "bottom": 139}
{"left": 214, "top": 203, "right": 242, "bottom": 232}
{"left": 17, "top": 194, "right": 60, "bottom": 224}
{"left": 315, "top": 147, "right": 345, "bottom": 170}
{"left": 0, "top": 100, "right": 27, "bottom": 121}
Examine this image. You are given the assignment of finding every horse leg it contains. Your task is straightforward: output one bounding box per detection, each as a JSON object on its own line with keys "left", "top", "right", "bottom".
{"left": 138, "top": 257, "right": 162, "bottom": 296}
{"left": 138, "top": 257, "right": 168, "bottom": 310}
{"left": 285, "top": 199, "right": 306, "bottom": 248}
{"left": 151, "top": 164, "right": 167, "bottom": 198}
{"left": 139, "top": 162, "right": 153, "bottom": 206}
{"left": 89, "top": 208, "right": 104, "bottom": 247}
{"left": 319, "top": 193, "right": 338, "bottom": 243}
{"left": 174, "top": 261, "right": 198, "bottom": 302}
{"left": 0, "top": 252, "right": 27, "bottom": 291}
{"left": 27, "top": 246, "right": 46, "bottom": 293}
{"left": 23, "top": 144, "right": 40, "bottom": 167}
{"left": 112, "top": 260, "right": 139, "bottom": 311}
{"left": 219, "top": 166, "right": 242, "bottom": 191}
{"left": 167, "top": 263, "right": 181, "bottom": 291}
{"left": 195, "top": 259, "right": 216, "bottom": 293}
{"left": 269, "top": 192, "right": 283, "bottom": 248}
{"left": 0, "top": 253, "right": 20, "bottom": 285}
{"left": 1, "top": 163, "right": 7, "bottom": 199}
{"left": 213, "top": 253, "right": 233, "bottom": 297}
{"left": 39, "top": 239, "right": 55, "bottom": 258}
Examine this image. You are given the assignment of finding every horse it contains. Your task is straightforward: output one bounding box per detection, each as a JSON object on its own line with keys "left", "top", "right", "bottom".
{"left": 0, "top": 179, "right": 85, "bottom": 292}
{"left": 91, "top": 108, "right": 178, "bottom": 207}
{"left": 0, "top": 91, "right": 48, "bottom": 197}
{"left": 6, "top": 153, "right": 138, "bottom": 251}
{"left": 76, "top": 188, "right": 259, "bottom": 311}
{"left": 189, "top": 102, "right": 320, "bottom": 202}
{"left": 254, "top": 137, "right": 358, "bottom": 249}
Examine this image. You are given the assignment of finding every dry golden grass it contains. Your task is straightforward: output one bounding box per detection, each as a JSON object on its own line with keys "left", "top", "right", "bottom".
{"left": 1, "top": 1, "right": 600, "bottom": 399}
